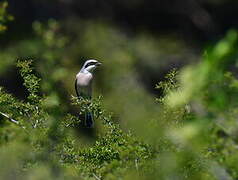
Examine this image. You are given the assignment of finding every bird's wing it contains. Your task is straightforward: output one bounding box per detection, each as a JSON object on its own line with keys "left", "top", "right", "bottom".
{"left": 75, "top": 78, "right": 80, "bottom": 97}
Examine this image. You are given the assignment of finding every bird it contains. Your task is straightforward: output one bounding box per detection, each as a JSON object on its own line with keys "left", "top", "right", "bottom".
{"left": 75, "top": 59, "right": 101, "bottom": 128}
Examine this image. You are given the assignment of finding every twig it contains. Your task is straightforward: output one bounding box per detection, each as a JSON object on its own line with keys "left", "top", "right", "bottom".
{"left": 0, "top": 111, "right": 19, "bottom": 124}
{"left": 92, "top": 173, "right": 101, "bottom": 180}
{"left": 135, "top": 159, "right": 139, "bottom": 171}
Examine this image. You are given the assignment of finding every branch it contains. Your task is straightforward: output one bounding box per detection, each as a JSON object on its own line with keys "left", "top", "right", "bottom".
{"left": 0, "top": 111, "right": 19, "bottom": 125}
{"left": 135, "top": 159, "right": 139, "bottom": 171}
{"left": 92, "top": 173, "right": 101, "bottom": 180}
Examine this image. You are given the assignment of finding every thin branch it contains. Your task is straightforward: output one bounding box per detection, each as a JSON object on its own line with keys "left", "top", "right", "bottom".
{"left": 0, "top": 111, "right": 19, "bottom": 124}
{"left": 135, "top": 159, "right": 139, "bottom": 171}
{"left": 92, "top": 173, "right": 101, "bottom": 180}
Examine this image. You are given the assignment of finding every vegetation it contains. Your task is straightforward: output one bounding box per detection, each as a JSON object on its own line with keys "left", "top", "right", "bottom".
{"left": 1, "top": 31, "right": 238, "bottom": 179}
{"left": 1, "top": 1, "right": 238, "bottom": 180}
{"left": 0, "top": 1, "right": 13, "bottom": 33}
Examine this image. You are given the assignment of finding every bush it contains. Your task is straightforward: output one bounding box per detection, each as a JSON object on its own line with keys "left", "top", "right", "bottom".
{"left": 0, "top": 59, "right": 154, "bottom": 179}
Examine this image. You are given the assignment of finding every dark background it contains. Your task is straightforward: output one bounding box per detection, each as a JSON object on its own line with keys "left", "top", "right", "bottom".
{"left": 6, "top": 0, "right": 238, "bottom": 41}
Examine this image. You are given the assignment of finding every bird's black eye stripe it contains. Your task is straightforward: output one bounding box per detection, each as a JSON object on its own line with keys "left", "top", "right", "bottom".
{"left": 85, "top": 62, "right": 97, "bottom": 68}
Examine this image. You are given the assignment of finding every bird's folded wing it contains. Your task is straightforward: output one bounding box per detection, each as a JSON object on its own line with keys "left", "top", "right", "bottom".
{"left": 75, "top": 78, "right": 80, "bottom": 97}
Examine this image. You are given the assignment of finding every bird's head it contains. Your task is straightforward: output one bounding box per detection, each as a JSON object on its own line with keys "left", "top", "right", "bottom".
{"left": 81, "top": 59, "right": 102, "bottom": 73}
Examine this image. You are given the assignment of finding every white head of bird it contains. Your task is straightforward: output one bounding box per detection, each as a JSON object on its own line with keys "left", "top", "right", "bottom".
{"left": 80, "top": 59, "right": 102, "bottom": 73}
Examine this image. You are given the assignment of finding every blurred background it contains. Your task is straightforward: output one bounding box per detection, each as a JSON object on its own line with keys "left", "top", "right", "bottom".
{"left": 1, "top": 0, "right": 238, "bottom": 128}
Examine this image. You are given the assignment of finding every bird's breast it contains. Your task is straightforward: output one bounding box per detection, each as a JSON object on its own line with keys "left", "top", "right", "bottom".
{"left": 76, "top": 73, "right": 93, "bottom": 87}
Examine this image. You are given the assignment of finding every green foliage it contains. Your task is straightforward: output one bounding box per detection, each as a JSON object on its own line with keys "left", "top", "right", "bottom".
{"left": 151, "top": 30, "right": 238, "bottom": 179}
{"left": 0, "top": 1, "right": 13, "bottom": 33}
{"left": 1, "top": 10, "right": 238, "bottom": 180}
{"left": 17, "top": 60, "right": 41, "bottom": 104}
{"left": 0, "top": 60, "right": 154, "bottom": 179}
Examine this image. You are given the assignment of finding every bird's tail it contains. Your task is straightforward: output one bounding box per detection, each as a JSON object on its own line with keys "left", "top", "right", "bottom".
{"left": 85, "top": 111, "right": 94, "bottom": 128}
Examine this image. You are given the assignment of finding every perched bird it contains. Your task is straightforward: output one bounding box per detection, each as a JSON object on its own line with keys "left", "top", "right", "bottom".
{"left": 75, "top": 59, "right": 101, "bottom": 128}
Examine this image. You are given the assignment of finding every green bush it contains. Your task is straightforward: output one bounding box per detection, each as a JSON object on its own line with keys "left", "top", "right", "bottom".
{"left": 0, "top": 59, "right": 154, "bottom": 179}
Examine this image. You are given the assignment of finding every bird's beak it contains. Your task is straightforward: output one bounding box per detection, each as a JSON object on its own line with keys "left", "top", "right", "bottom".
{"left": 96, "top": 62, "right": 102, "bottom": 66}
